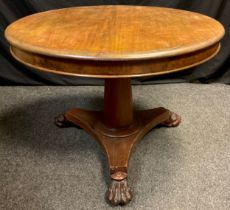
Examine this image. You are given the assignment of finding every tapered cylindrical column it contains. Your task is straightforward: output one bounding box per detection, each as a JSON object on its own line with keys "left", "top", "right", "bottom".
{"left": 104, "top": 78, "right": 133, "bottom": 128}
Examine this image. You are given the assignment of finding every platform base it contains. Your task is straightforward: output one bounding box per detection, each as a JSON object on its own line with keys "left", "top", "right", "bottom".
{"left": 55, "top": 107, "right": 181, "bottom": 205}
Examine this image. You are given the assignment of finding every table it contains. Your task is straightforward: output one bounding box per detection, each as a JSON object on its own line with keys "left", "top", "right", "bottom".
{"left": 5, "top": 6, "right": 224, "bottom": 206}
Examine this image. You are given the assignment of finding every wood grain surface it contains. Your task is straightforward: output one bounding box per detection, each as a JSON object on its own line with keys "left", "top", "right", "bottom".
{"left": 5, "top": 6, "right": 225, "bottom": 205}
{"left": 5, "top": 6, "right": 224, "bottom": 61}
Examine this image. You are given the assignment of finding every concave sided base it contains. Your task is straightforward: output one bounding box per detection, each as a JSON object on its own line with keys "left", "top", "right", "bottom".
{"left": 55, "top": 78, "right": 181, "bottom": 206}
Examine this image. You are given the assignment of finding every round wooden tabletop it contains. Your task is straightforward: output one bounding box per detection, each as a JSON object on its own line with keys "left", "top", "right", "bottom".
{"left": 5, "top": 6, "right": 224, "bottom": 78}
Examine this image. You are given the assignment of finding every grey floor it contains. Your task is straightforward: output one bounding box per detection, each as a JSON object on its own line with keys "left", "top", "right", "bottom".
{"left": 0, "top": 83, "right": 230, "bottom": 210}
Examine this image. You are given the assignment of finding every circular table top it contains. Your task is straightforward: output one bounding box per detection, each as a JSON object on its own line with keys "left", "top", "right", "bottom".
{"left": 5, "top": 6, "right": 225, "bottom": 78}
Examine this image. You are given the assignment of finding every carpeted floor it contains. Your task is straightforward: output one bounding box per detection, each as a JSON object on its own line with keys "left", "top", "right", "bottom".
{"left": 0, "top": 83, "right": 229, "bottom": 210}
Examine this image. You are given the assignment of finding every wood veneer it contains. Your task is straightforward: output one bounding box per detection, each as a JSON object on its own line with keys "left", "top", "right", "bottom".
{"left": 5, "top": 5, "right": 224, "bottom": 206}
{"left": 5, "top": 6, "right": 224, "bottom": 61}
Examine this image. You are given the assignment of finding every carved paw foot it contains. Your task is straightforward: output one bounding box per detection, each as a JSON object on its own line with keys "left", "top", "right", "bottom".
{"left": 161, "top": 111, "right": 181, "bottom": 127}
{"left": 54, "top": 114, "right": 71, "bottom": 128}
{"left": 54, "top": 114, "right": 81, "bottom": 128}
{"left": 107, "top": 179, "right": 132, "bottom": 206}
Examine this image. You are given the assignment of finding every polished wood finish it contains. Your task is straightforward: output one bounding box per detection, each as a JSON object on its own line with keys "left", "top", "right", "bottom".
{"left": 59, "top": 79, "right": 181, "bottom": 205}
{"left": 10, "top": 43, "right": 220, "bottom": 78}
{"left": 5, "top": 6, "right": 224, "bottom": 78}
{"left": 104, "top": 78, "right": 133, "bottom": 127}
{"left": 5, "top": 6, "right": 224, "bottom": 60}
{"left": 5, "top": 5, "right": 224, "bottom": 206}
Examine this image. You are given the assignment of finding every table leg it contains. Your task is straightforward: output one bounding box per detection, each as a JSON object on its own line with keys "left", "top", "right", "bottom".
{"left": 54, "top": 78, "right": 181, "bottom": 205}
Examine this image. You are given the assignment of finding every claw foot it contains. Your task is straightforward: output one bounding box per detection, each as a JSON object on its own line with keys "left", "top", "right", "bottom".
{"left": 107, "top": 179, "right": 132, "bottom": 206}
{"left": 161, "top": 111, "right": 181, "bottom": 127}
{"left": 54, "top": 114, "right": 75, "bottom": 128}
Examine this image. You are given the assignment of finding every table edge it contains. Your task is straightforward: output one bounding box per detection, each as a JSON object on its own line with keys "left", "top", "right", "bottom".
{"left": 10, "top": 43, "right": 221, "bottom": 78}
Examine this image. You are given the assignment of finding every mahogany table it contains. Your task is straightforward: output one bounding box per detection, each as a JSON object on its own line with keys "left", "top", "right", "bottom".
{"left": 5, "top": 6, "right": 224, "bottom": 205}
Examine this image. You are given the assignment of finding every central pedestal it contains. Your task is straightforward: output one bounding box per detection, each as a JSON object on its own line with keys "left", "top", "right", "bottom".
{"left": 55, "top": 78, "right": 181, "bottom": 205}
